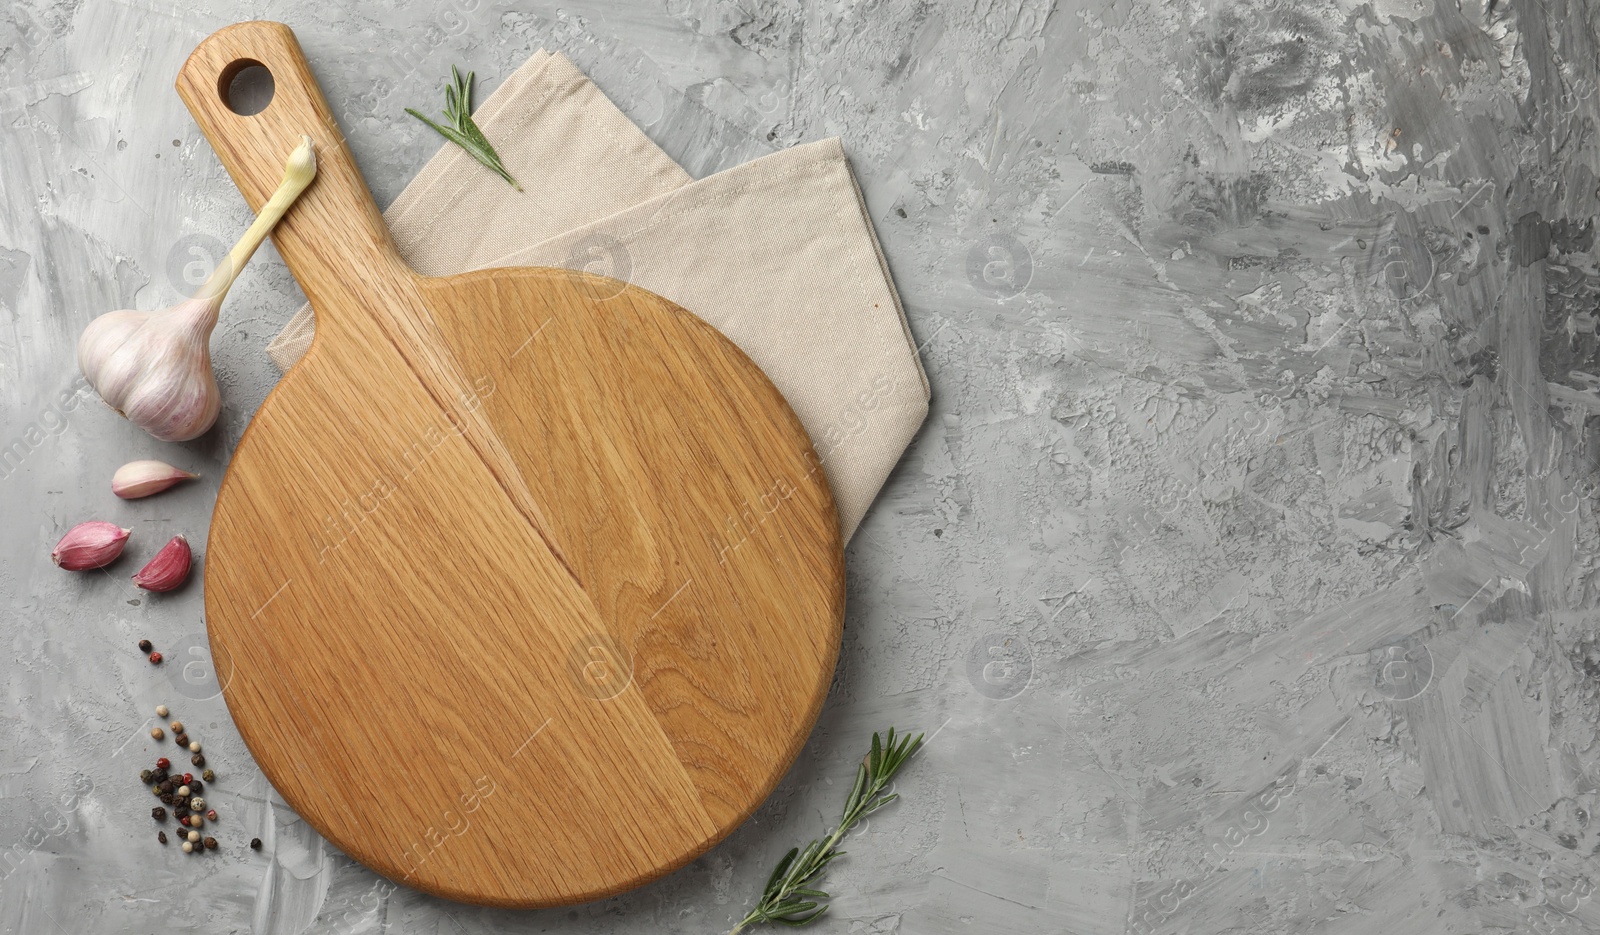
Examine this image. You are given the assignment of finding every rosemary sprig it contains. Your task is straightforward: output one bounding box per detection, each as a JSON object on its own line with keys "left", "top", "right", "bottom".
{"left": 405, "top": 66, "right": 523, "bottom": 191}
{"left": 730, "top": 728, "right": 925, "bottom": 935}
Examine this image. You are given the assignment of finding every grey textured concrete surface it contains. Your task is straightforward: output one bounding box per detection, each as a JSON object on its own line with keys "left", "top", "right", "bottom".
{"left": 4, "top": 0, "right": 1600, "bottom": 932}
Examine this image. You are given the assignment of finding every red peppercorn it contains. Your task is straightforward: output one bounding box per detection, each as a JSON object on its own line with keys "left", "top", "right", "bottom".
{"left": 156, "top": 757, "right": 171, "bottom": 770}
{"left": 149, "top": 651, "right": 163, "bottom": 664}
{"left": 182, "top": 773, "right": 193, "bottom": 784}
{"left": 180, "top": 816, "right": 190, "bottom": 826}
{"left": 206, "top": 809, "right": 217, "bottom": 821}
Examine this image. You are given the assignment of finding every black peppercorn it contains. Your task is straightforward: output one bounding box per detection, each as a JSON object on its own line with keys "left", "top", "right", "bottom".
{"left": 158, "top": 831, "right": 167, "bottom": 844}
{"left": 174, "top": 806, "right": 189, "bottom": 819}
{"left": 203, "top": 836, "right": 217, "bottom": 850}
{"left": 138, "top": 639, "right": 152, "bottom": 653}
{"left": 159, "top": 793, "right": 174, "bottom": 805}
{"left": 151, "top": 807, "right": 167, "bottom": 821}
{"left": 174, "top": 733, "right": 189, "bottom": 748}
{"left": 188, "top": 780, "right": 203, "bottom": 795}
{"left": 191, "top": 754, "right": 206, "bottom": 767}
{"left": 152, "top": 768, "right": 169, "bottom": 783}
{"left": 250, "top": 838, "right": 262, "bottom": 850}
{"left": 158, "top": 779, "right": 174, "bottom": 793}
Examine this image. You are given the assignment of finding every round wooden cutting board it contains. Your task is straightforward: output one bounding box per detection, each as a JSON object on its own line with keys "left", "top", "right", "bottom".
{"left": 177, "top": 22, "right": 844, "bottom": 907}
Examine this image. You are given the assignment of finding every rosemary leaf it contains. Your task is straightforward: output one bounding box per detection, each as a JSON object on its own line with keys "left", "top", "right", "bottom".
{"left": 842, "top": 764, "right": 867, "bottom": 820}
{"left": 406, "top": 65, "right": 522, "bottom": 191}
{"left": 772, "top": 912, "right": 826, "bottom": 927}
{"left": 729, "top": 728, "right": 925, "bottom": 935}
{"left": 764, "top": 847, "right": 798, "bottom": 896}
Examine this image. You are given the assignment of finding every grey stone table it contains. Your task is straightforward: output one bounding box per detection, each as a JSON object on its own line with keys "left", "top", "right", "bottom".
{"left": 4, "top": 0, "right": 1599, "bottom": 932}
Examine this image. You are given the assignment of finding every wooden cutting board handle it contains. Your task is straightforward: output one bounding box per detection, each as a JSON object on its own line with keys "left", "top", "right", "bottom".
{"left": 175, "top": 22, "right": 412, "bottom": 317}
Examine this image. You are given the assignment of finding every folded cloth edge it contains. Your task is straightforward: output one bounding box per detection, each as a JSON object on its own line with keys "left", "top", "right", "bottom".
{"left": 479, "top": 136, "right": 929, "bottom": 539}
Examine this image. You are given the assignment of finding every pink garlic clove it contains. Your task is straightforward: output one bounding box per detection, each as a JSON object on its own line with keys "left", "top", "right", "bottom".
{"left": 133, "top": 535, "right": 192, "bottom": 592}
{"left": 112, "top": 460, "right": 200, "bottom": 499}
{"left": 52, "top": 521, "right": 132, "bottom": 570}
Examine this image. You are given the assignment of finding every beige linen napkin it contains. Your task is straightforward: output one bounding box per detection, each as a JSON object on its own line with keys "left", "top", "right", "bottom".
{"left": 267, "top": 51, "right": 927, "bottom": 540}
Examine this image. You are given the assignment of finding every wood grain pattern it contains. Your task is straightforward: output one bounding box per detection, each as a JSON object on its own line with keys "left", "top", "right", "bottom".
{"left": 176, "top": 22, "right": 844, "bottom": 908}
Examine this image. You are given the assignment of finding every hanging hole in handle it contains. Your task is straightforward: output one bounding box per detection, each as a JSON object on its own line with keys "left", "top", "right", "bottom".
{"left": 219, "top": 60, "right": 275, "bottom": 116}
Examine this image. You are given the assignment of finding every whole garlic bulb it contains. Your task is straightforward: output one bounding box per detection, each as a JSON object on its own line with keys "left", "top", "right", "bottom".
{"left": 78, "top": 296, "right": 225, "bottom": 441}
{"left": 78, "top": 136, "right": 317, "bottom": 442}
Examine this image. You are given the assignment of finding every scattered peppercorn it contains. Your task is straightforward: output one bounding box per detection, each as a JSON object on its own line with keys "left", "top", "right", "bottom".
{"left": 250, "top": 838, "right": 262, "bottom": 850}
{"left": 138, "top": 707, "right": 229, "bottom": 854}
{"left": 148, "top": 651, "right": 162, "bottom": 664}
{"left": 138, "top": 639, "right": 152, "bottom": 653}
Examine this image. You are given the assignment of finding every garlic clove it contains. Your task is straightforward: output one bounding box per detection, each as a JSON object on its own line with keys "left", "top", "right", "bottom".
{"left": 112, "top": 460, "right": 200, "bottom": 499}
{"left": 76, "top": 309, "right": 146, "bottom": 392}
{"left": 52, "top": 521, "right": 132, "bottom": 570}
{"left": 133, "top": 535, "right": 193, "bottom": 592}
